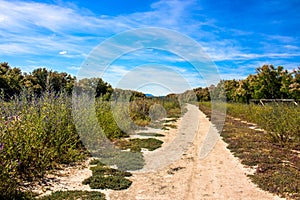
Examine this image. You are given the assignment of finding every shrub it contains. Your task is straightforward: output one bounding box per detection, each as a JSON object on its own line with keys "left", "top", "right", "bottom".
{"left": 86, "top": 175, "right": 132, "bottom": 190}
{"left": 0, "top": 91, "right": 86, "bottom": 197}
{"left": 95, "top": 100, "right": 128, "bottom": 140}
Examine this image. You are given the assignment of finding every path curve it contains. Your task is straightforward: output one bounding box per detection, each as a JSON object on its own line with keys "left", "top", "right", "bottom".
{"left": 108, "top": 104, "right": 284, "bottom": 200}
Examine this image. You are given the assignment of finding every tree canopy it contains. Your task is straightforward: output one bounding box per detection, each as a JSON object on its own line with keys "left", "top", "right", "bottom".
{"left": 0, "top": 62, "right": 112, "bottom": 99}
{"left": 1, "top": 62, "right": 299, "bottom": 102}
{"left": 194, "top": 65, "right": 299, "bottom": 103}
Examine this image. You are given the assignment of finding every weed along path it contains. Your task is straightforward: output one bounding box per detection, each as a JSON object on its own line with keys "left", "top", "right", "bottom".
{"left": 108, "top": 104, "right": 284, "bottom": 200}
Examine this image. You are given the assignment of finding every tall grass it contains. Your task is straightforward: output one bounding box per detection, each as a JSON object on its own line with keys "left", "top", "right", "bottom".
{"left": 200, "top": 102, "right": 300, "bottom": 147}
{"left": 227, "top": 103, "right": 300, "bottom": 147}
{"left": 0, "top": 91, "right": 86, "bottom": 198}
{"left": 96, "top": 100, "right": 129, "bottom": 139}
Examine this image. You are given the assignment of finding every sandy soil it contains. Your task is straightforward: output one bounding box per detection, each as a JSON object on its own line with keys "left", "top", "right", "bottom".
{"left": 35, "top": 104, "right": 284, "bottom": 200}
{"left": 32, "top": 158, "right": 110, "bottom": 198}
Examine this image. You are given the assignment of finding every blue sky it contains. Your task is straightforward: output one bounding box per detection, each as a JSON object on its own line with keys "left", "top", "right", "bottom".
{"left": 1, "top": 0, "right": 300, "bottom": 95}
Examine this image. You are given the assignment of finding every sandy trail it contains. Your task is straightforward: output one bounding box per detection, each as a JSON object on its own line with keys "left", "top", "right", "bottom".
{"left": 108, "top": 104, "right": 284, "bottom": 200}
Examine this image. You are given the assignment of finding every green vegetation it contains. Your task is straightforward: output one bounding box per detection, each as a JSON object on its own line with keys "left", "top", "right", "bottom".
{"left": 195, "top": 65, "right": 299, "bottom": 103}
{"left": 200, "top": 102, "right": 300, "bottom": 146}
{"left": 90, "top": 158, "right": 106, "bottom": 166}
{"left": 0, "top": 91, "right": 87, "bottom": 199}
{"left": 95, "top": 100, "right": 128, "bottom": 140}
{"left": 0, "top": 63, "right": 75, "bottom": 98}
{"left": 137, "top": 132, "right": 165, "bottom": 137}
{"left": 39, "top": 190, "right": 106, "bottom": 200}
{"left": 96, "top": 151, "right": 144, "bottom": 171}
{"left": 199, "top": 102, "right": 300, "bottom": 199}
{"left": 0, "top": 62, "right": 113, "bottom": 99}
{"left": 116, "top": 138, "right": 163, "bottom": 152}
{"left": 226, "top": 103, "right": 300, "bottom": 147}
{"left": 128, "top": 95, "right": 184, "bottom": 127}
{"left": 164, "top": 118, "right": 177, "bottom": 123}
{"left": 83, "top": 161, "right": 132, "bottom": 190}
{"left": 162, "top": 95, "right": 184, "bottom": 118}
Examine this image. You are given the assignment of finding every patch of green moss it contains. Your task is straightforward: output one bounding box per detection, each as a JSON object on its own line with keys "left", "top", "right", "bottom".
{"left": 39, "top": 190, "right": 106, "bottom": 200}
{"left": 84, "top": 175, "right": 132, "bottom": 190}
{"left": 116, "top": 138, "right": 163, "bottom": 152}
{"left": 83, "top": 164, "right": 132, "bottom": 190}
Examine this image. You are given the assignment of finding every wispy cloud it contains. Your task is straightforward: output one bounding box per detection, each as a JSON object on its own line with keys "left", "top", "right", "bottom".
{"left": 0, "top": 0, "right": 122, "bottom": 57}
{"left": 0, "top": 0, "right": 206, "bottom": 56}
{"left": 67, "top": 66, "right": 81, "bottom": 70}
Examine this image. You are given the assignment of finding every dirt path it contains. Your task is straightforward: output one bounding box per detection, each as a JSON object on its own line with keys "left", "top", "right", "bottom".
{"left": 108, "top": 104, "right": 284, "bottom": 200}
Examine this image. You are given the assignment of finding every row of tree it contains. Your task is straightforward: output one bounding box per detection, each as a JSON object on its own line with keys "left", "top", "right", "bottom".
{"left": 0, "top": 62, "right": 113, "bottom": 99}
{"left": 194, "top": 65, "right": 300, "bottom": 103}
{"left": 1, "top": 62, "right": 299, "bottom": 103}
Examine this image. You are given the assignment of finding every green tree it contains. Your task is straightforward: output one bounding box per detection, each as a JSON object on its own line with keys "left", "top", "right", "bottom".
{"left": 252, "top": 65, "right": 283, "bottom": 99}
{"left": 223, "top": 79, "right": 239, "bottom": 102}
{"left": 0, "top": 62, "right": 24, "bottom": 98}
{"left": 194, "top": 87, "right": 210, "bottom": 101}
{"left": 32, "top": 68, "right": 48, "bottom": 91}
{"left": 47, "top": 71, "right": 76, "bottom": 94}
{"left": 233, "top": 75, "right": 256, "bottom": 103}
{"left": 75, "top": 78, "right": 113, "bottom": 99}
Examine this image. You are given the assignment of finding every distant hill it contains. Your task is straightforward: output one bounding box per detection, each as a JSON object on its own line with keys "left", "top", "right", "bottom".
{"left": 145, "top": 93, "right": 154, "bottom": 97}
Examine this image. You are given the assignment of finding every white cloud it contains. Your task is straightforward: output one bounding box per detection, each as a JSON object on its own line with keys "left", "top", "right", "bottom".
{"left": 67, "top": 66, "right": 80, "bottom": 70}
{"left": 109, "top": 65, "right": 131, "bottom": 76}
{"left": 59, "top": 50, "right": 67, "bottom": 55}
{"left": 265, "top": 34, "right": 295, "bottom": 43}
{"left": 284, "top": 45, "right": 299, "bottom": 50}
{"left": 0, "top": 0, "right": 128, "bottom": 34}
